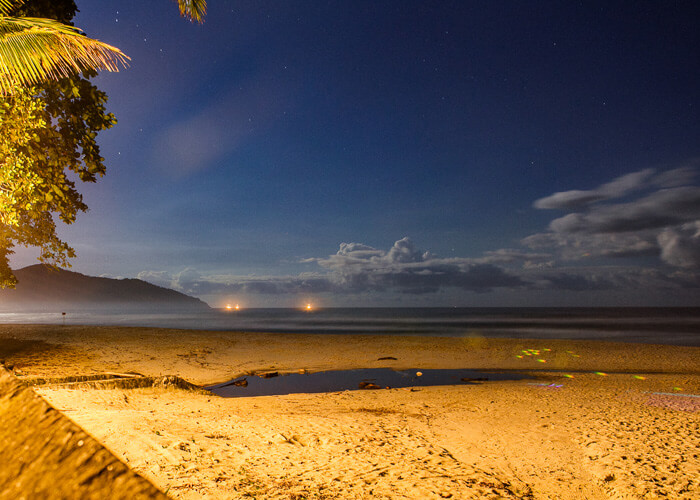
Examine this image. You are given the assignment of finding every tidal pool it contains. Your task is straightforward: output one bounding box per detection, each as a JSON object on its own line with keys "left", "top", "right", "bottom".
{"left": 206, "top": 368, "right": 529, "bottom": 397}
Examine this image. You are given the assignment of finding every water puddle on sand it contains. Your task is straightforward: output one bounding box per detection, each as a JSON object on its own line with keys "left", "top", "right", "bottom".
{"left": 206, "top": 368, "right": 529, "bottom": 398}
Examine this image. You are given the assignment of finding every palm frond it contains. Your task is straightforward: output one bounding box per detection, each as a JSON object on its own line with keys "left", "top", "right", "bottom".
{"left": 0, "top": 16, "right": 129, "bottom": 94}
{"left": 176, "top": 0, "right": 207, "bottom": 24}
{"left": 0, "top": 0, "right": 23, "bottom": 17}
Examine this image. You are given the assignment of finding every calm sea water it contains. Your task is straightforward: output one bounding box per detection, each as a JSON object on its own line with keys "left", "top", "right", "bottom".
{"left": 1, "top": 307, "right": 699, "bottom": 346}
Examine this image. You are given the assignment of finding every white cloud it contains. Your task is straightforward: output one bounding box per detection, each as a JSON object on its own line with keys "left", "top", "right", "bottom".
{"left": 133, "top": 163, "right": 700, "bottom": 303}
{"left": 172, "top": 268, "right": 203, "bottom": 291}
{"left": 533, "top": 168, "right": 655, "bottom": 209}
{"left": 473, "top": 248, "right": 552, "bottom": 265}
{"left": 525, "top": 164, "right": 700, "bottom": 270}
{"left": 522, "top": 264, "right": 700, "bottom": 292}
{"left": 317, "top": 237, "right": 525, "bottom": 293}
{"left": 137, "top": 268, "right": 205, "bottom": 292}
{"left": 533, "top": 165, "right": 698, "bottom": 210}
{"left": 658, "top": 221, "right": 700, "bottom": 268}
{"left": 136, "top": 270, "right": 173, "bottom": 288}
{"left": 386, "top": 237, "right": 432, "bottom": 263}
{"left": 138, "top": 269, "right": 335, "bottom": 296}
{"left": 136, "top": 231, "right": 700, "bottom": 305}
{"left": 652, "top": 164, "right": 698, "bottom": 188}
{"left": 138, "top": 238, "right": 528, "bottom": 298}
{"left": 547, "top": 186, "right": 700, "bottom": 234}
{"left": 522, "top": 231, "right": 658, "bottom": 260}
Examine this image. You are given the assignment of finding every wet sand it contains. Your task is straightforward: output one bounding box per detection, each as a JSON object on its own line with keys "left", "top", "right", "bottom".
{"left": 1, "top": 324, "right": 699, "bottom": 499}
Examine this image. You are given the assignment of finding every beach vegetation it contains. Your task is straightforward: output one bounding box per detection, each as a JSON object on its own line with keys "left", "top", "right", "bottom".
{"left": 0, "top": 0, "right": 207, "bottom": 93}
{"left": 0, "top": 0, "right": 123, "bottom": 287}
{"left": 0, "top": 0, "right": 129, "bottom": 95}
{"left": 0, "top": 0, "right": 206, "bottom": 287}
{"left": 175, "top": 0, "right": 207, "bottom": 24}
{"left": 0, "top": 84, "right": 93, "bottom": 287}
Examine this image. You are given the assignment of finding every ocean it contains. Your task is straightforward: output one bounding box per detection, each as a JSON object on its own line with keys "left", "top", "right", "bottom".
{"left": 1, "top": 307, "right": 699, "bottom": 347}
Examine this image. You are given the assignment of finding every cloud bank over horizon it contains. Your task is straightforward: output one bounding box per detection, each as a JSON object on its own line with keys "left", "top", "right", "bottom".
{"left": 527, "top": 161, "right": 700, "bottom": 269}
{"left": 136, "top": 164, "right": 700, "bottom": 306}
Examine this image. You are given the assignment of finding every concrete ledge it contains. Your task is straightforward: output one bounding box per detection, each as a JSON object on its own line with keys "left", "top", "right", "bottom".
{"left": 0, "top": 367, "right": 167, "bottom": 499}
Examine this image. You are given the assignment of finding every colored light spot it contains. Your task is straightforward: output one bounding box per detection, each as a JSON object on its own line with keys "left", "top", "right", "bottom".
{"left": 516, "top": 355, "right": 523, "bottom": 359}
{"left": 633, "top": 375, "right": 646, "bottom": 380}
{"left": 673, "top": 387, "right": 683, "bottom": 392}
{"left": 528, "top": 382, "right": 564, "bottom": 389}
{"left": 594, "top": 372, "right": 607, "bottom": 376}
{"left": 537, "top": 359, "right": 546, "bottom": 363}
{"left": 563, "top": 374, "right": 574, "bottom": 379}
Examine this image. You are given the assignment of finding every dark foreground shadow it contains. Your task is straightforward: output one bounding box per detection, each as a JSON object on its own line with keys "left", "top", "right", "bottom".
{"left": 0, "top": 367, "right": 167, "bottom": 500}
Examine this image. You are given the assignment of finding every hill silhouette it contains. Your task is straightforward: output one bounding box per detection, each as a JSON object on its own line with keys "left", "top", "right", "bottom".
{"left": 0, "top": 265, "right": 210, "bottom": 312}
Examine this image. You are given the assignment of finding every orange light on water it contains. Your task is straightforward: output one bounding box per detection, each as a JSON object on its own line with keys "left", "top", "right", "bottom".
{"left": 225, "top": 304, "right": 232, "bottom": 310}
{"left": 306, "top": 303, "right": 313, "bottom": 311}
{"left": 235, "top": 304, "right": 240, "bottom": 311}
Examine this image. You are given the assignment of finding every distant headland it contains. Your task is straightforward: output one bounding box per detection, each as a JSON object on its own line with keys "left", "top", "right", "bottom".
{"left": 0, "top": 265, "right": 210, "bottom": 313}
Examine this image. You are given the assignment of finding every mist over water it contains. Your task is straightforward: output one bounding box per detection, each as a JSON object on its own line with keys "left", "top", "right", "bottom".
{"left": 2, "top": 308, "right": 699, "bottom": 346}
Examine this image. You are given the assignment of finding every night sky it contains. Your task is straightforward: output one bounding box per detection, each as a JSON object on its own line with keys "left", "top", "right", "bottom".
{"left": 11, "top": 0, "right": 700, "bottom": 307}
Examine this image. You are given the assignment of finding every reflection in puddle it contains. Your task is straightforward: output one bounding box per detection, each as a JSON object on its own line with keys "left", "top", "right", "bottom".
{"left": 207, "top": 368, "right": 529, "bottom": 398}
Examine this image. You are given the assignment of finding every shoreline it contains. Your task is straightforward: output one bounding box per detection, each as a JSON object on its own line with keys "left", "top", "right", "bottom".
{"left": 1, "top": 324, "right": 699, "bottom": 499}
{"left": 2, "top": 324, "right": 699, "bottom": 384}
{"left": 2, "top": 305, "right": 699, "bottom": 349}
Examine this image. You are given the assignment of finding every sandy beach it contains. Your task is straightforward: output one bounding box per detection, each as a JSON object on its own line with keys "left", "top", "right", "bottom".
{"left": 1, "top": 324, "right": 699, "bottom": 499}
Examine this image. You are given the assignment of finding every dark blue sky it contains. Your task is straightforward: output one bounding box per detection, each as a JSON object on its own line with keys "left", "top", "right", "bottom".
{"left": 13, "top": 0, "right": 700, "bottom": 307}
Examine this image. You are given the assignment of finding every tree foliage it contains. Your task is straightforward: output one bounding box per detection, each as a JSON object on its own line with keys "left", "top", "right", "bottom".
{"left": 0, "top": 0, "right": 207, "bottom": 287}
{"left": 0, "top": 0, "right": 129, "bottom": 94}
{"left": 0, "top": 0, "right": 116, "bottom": 287}
{"left": 175, "top": 0, "right": 207, "bottom": 24}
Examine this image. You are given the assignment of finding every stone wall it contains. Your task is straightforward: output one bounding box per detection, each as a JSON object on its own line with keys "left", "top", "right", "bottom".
{"left": 0, "top": 367, "right": 167, "bottom": 499}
